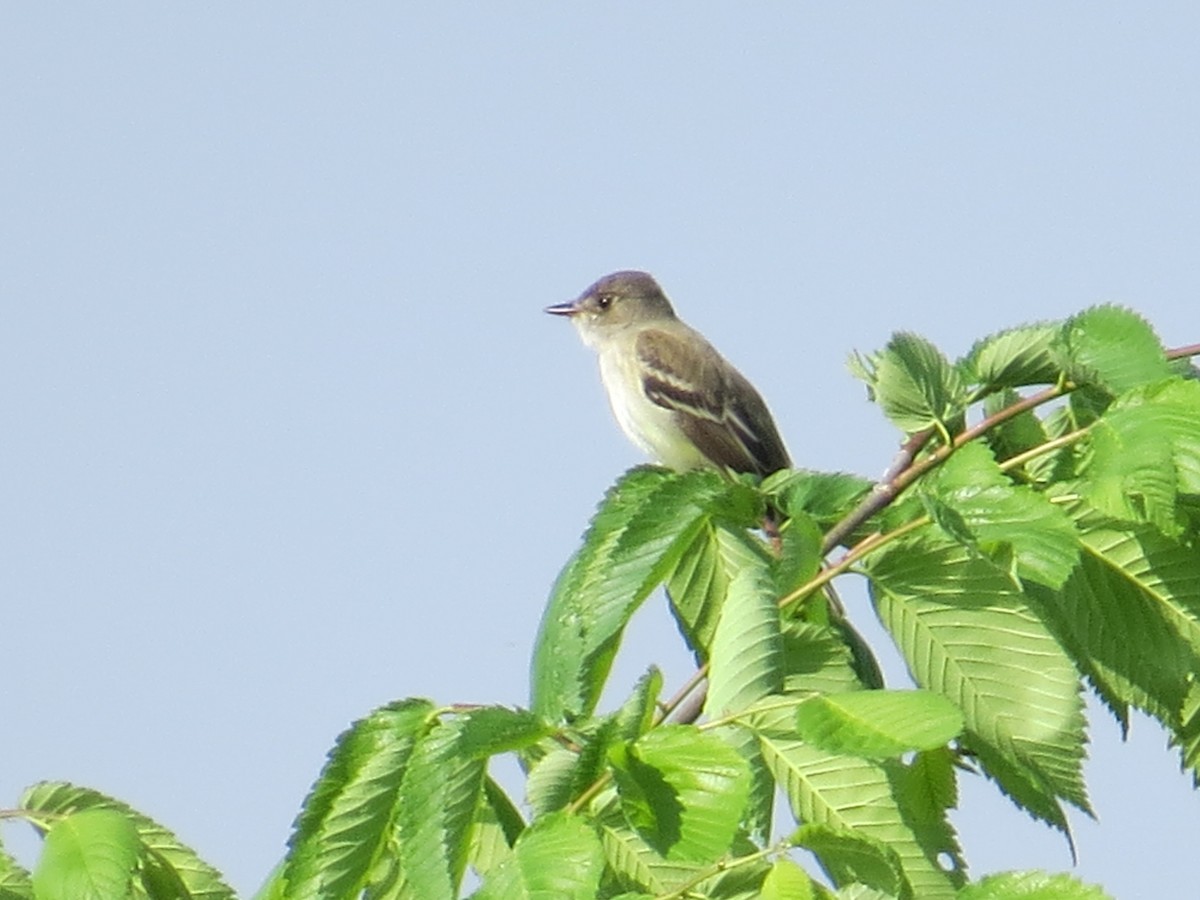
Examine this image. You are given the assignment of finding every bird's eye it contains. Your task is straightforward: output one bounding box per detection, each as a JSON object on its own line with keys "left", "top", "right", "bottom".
{"left": 596, "top": 294, "right": 613, "bottom": 310}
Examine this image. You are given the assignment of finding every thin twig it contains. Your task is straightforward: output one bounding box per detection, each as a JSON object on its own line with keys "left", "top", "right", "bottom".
{"left": 1167, "top": 342, "right": 1200, "bottom": 361}
{"left": 998, "top": 427, "right": 1089, "bottom": 473}
{"left": 659, "top": 665, "right": 709, "bottom": 724}
{"left": 667, "top": 684, "right": 708, "bottom": 726}
{"left": 779, "top": 515, "right": 931, "bottom": 613}
{"left": 565, "top": 771, "right": 611, "bottom": 816}
{"left": 821, "top": 381, "right": 1068, "bottom": 552}
{"left": 660, "top": 340, "right": 1199, "bottom": 728}
{"left": 880, "top": 428, "right": 935, "bottom": 484}
{"left": 652, "top": 839, "right": 793, "bottom": 900}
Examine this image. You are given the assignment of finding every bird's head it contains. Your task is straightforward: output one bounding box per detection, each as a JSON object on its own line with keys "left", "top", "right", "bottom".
{"left": 546, "top": 270, "right": 676, "bottom": 346}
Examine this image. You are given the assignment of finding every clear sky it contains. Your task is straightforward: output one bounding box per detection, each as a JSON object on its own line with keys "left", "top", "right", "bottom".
{"left": 2, "top": 6, "right": 1197, "bottom": 898}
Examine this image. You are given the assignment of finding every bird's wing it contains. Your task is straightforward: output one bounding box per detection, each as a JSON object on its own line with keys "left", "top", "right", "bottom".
{"left": 635, "top": 327, "right": 790, "bottom": 475}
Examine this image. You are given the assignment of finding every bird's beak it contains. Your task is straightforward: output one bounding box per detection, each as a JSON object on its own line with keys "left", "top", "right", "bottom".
{"left": 544, "top": 300, "right": 580, "bottom": 317}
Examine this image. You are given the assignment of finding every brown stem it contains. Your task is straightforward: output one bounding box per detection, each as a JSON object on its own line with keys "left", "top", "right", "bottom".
{"left": 659, "top": 665, "right": 709, "bottom": 724}
{"left": 821, "top": 381, "right": 1066, "bottom": 552}
{"left": 1167, "top": 342, "right": 1200, "bottom": 361}
{"left": 667, "top": 687, "right": 707, "bottom": 726}
{"left": 666, "top": 341, "right": 1198, "bottom": 727}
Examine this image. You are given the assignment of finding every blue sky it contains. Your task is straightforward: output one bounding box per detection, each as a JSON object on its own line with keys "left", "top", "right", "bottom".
{"left": 1, "top": 6, "right": 1197, "bottom": 897}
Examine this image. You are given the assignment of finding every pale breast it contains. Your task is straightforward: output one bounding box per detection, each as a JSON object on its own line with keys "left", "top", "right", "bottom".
{"left": 597, "top": 346, "right": 709, "bottom": 470}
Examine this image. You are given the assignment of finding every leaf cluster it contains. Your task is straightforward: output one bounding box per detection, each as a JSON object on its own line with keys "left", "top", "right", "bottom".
{"left": 0, "top": 782, "right": 235, "bottom": 900}
{"left": 2, "top": 305, "right": 1194, "bottom": 898}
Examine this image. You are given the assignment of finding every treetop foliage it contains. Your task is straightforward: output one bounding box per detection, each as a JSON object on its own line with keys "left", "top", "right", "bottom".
{"left": 1, "top": 304, "right": 1195, "bottom": 899}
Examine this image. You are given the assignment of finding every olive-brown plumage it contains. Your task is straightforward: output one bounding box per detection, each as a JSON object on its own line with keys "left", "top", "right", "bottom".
{"left": 546, "top": 271, "right": 791, "bottom": 476}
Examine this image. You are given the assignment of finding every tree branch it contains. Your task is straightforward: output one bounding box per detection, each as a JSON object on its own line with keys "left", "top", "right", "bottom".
{"left": 669, "top": 340, "right": 1199, "bottom": 727}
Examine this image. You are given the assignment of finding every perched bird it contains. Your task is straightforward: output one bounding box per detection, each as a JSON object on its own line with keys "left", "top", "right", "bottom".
{"left": 546, "top": 270, "right": 791, "bottom": 477}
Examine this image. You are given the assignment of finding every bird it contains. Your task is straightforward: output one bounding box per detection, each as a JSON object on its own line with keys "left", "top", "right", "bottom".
{"left": 546, "top": 270, "right": 791, "bottom": 477}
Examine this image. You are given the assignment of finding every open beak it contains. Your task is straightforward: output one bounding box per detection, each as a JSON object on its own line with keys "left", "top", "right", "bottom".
{"left": 544, "top": 300, "right": 580, "bottom": 316}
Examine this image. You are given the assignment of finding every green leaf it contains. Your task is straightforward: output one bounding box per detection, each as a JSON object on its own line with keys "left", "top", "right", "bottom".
{"left": 525, "top": 717, "right": 618, "bottom": 817}
{"left": 1066, "top": 385, "right": 1114, "bottom": 431}
{"left": 757, "top": 737, "right": 961, "bottom": 898}
{"left": 962, "top": 322, "right": 1062, "bottom": 389}
{"left": 614, "top": 668, "right": 664, "bottom": 742}
{"left": 781, "top": 621, "right": 871, "bottom": 697}
{"left": 1083, "top": 405, "right": 1179, "bottom": 536}
{"left": 251, "top": 863, "right": 285, "bottom": 900}
{"left": 790, "top": 824, "right": 910, "bottom": 899}
{"left": 886, "top": 748, "right": 963, "bottom": 877}
{"left": 483, "top": 778, "right": 525, "bottom": 848}
{"left": 138, "top": 843, "right": 197, "bottom": 900}
{"left": 608, "top": 726, "right": 751, "bottom": 862}
{"left": 525, "top": 672, "right": 663, "bottom": 818}
{"left": 0, "top": 848, "right": 33, "bottom": 900}
{"left": 283, "top": 698, "right": 434, "bottom": 900}
{"left": 457, "top": 707, "right": 554, "bottom": 758}
{"left": 597, "top": 803, "right": 773, "bottom": 899}
{"left": 982, "top": 389, "right": 1060, "bottom": 479}
{"left": 705, "top": 558, "right": 784, "bottom": 718}
{"left": 1057, "top": 305, "right": 1172, "bottom": 394}
{"left": 667, "top": 520, "right": 771, "bottom": 662}
{"left": 1173, "top": 681, "right": 1200, "bottom": 787}
{"left": 594, "top": 797, "right": 707, "bottom": 895}
{"left": 1147, "top": 379, "right": 1200, "bottom": 494}
{"left": 927, "top": 442, "right": 1080, "bottom": 588}
{"left": 713, "top": 721, "right": 777, "bottom": 845}
{"left": 830, "top": 887, "right": 900, "bottom": 900}
{"left": 775, "top": 511, "right": 824, "bottom": 598}
{"left": 32, "top": 810, "right": 139, "bottom": 900}
{"left": 467, "top": 777, "right": 525, "bottom": 879}
{"left": 851, "top": 333, "right": 967, "bottom": 435}
{"left": 833, "top": 617, "right": 887, "bottom": 691}
{"left": 531, "top": 468, "right": 748, "bottom": 720}
{"left": 472, "top": 812, "right": 604, "bottom": 900}
{"left": 1079, "top": 379, "right": 1200, "bottom": 535}
{"left": 957, "top": 869, "right": 1114, "bottom": 900}
{"left": 391, "top": 716, "right": 488, "bottom": 899}
{"left": 1026, "top": 512, "right": 1200, "bottom": 743}
{"left": 20, "top": 782, "right": 235, "bottom": 900}
{"left": 794, "top": 691, "right": 963, "bottom": 759}
{"left": 866, "top": 539, "right": 1089, "bottom": 831}
{"left": 760, "top": 857, "right": 816, "bottom": 900}
{"left": 768, "top": 471, "right": 874, "bottom": 532}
